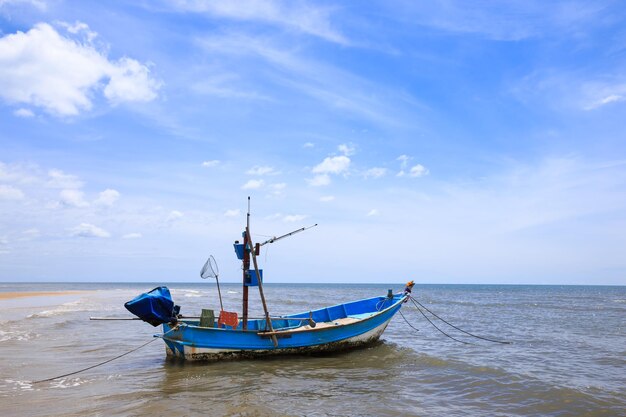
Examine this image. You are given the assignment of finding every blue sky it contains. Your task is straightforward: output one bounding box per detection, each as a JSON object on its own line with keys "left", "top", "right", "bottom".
{"left": 1, "top": 0, "right": 625, "bottom": 285}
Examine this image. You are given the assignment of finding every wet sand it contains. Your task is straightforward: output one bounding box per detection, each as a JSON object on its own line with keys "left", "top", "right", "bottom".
{"left": 0, "top": 291, "right": 88, "bottom": 300}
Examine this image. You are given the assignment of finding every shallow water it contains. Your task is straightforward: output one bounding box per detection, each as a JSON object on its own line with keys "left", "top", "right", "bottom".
{"left": 0, "top": 283, "right": 624, "bottom": 416}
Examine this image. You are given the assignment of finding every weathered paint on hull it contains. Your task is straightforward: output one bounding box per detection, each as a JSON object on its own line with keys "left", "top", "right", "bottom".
{"left": 165, "top": 317, "right": 392, "bottom": 361}
{"left": 161, "top": 293, "right": 406, "bottom": 361}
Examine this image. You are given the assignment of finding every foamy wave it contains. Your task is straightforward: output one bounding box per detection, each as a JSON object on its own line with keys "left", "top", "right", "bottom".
{"left": 184, "top": 293, "right": 203, "bottom": 297}
{"left": 0, "top": 330, "right": 39, "bottom": 342}
{"left": 27, "top": 299, "right": 104, "bottom": 318}
{"left": 3, "top": 379, "right": 34, "bottom": 391}
{"left": 50, "top": 377, "right": 88, "bottom": 389}
{"left": 227, "top": 291, "right": 239, "bottom": 294}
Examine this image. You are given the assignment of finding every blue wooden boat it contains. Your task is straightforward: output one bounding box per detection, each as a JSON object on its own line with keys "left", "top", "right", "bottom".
{"left": 160, "top": 293, "right": 407, "bottom": 361}
{"left": 125, "top": 199, "right": 410, "bottom": 361}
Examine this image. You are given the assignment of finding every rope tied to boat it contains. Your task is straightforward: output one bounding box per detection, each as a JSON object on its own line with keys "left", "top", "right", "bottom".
{"left": 401, "top": 296, "right": 510, "bottom": 345}
{"left": 31, "top": 324, "right": 181, "bottom": 384}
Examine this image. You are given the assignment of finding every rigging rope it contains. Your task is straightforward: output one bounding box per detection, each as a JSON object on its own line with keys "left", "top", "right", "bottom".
{"left": 410, "top": 298, "right": 510, "bottom": 344}
{"left": 32, "top": 326, "right": 179, "bottom": 384}
{"left": 410, "top": 299, "right": 471, "bottom": 345}
{"left": 398, "top": 308, "right": 420, "bottom": 333}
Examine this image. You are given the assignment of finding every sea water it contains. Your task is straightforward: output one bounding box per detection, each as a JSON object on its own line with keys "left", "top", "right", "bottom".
{"left": 0, "top": 283, "right": 624, "bottom": 416}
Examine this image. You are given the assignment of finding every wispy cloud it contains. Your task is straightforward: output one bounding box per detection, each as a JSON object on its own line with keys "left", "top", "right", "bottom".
{"left": 312, "top": 156, "right": 350, "bottom": 174}
{"left": 338, "top": 143, "right": 356, "bottom": 156}
{"left": 122, "top": 232, "right": 142, "bottom": 239}
{"left": 283, "top": 214, "right": 308, "bottom": 223}
{"left": 13, "top": 108, "right": 34, "bottom": 118}
{"left": 195, "top": 33, "right": 412, "bottom": 126}
{"left": 167, "top": 210, "right": 184, "bottom": 221}
{"left": 0, "top": 184, "right": 25, "bottom": 200}
{"left": 511, "top": 70, "right": 626, "bottom": 112}
{"left": 307, "top": 174, "right": 330, "bottom": 187}
{"left": 409, "top": 164, "right": 429, "bottom": 177}
{"left": 94, "top": 189, "right": 120, "bottom": 207}
{"left": 171, "top": 0, "right": 347, "bottom": 44}
{"left": 242, "top": 179, "right": 265, "bottom": 190}
{"left": 47, "top": 169, "right": 83, "bottom": 189}
{"left": 392, "top": 1, "right": 609, "bottom": 41}
{"left": 363, "top": 167, "right": 387, "bottom": 179}
{"left": 202, "top": 160, "right": 220, "bottom": 167}
{"left": 59, "top": 189, "right": 89, "bottom": 208}
{"left": 224, "top": 209, "right": 240, "bottom": 217}
{"left": 246, "top": 165, "right": 279, "bottom": 176}
{"left": 70, "top": 223, "right": 110, "bottom": 238}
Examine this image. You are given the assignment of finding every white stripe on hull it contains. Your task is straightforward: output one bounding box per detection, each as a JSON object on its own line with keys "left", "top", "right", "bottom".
{"left": 165, "top": 317, "right": 392, "bottom": 361}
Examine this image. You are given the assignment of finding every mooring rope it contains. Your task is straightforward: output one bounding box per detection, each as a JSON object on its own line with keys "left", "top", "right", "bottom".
{"left": 410, "top": 298, "right": 510, "bottom": 344}
{"left": 410, "top": 299, "right": 471, "bottom": 345}
{"left": 398, "top": 308, "right": 420, "bottom": 333}
{"left": 32, "top": 326, "right": 179, "bottom": 384}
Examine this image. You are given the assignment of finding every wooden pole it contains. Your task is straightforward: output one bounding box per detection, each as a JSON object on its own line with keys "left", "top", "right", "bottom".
{"left": 242, "top": 230, "right": 250, "bottom": 330}
{"left": 246, "top": 225, "right": 278, "bottom": 347}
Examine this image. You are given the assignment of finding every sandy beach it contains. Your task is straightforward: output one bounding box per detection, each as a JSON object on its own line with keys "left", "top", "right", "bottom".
{"left": 0, "top": 291, "right": 89, "bottom": 301}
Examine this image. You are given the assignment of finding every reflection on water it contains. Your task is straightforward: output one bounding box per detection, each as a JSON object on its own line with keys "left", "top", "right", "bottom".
{"left": 0, "top": 283, "right": 624, "bottom": 416}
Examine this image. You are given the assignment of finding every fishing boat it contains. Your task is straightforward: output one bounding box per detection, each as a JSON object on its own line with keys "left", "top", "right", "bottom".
{"left": 124, "top": 199, "right": 409, "bottom": 361}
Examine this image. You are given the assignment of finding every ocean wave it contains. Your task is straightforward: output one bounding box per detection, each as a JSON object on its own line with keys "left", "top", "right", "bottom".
{"left": 2, "top": 379, "right": 34, "bottom": 392}
{"left": 0, "top": 330, "right": 39, "bottom": 342}
{"left": 50, "top": 377, "right": 89, "bottom": 389}
{"left": 26, "top": 299, "right": 109, "bottom": 318}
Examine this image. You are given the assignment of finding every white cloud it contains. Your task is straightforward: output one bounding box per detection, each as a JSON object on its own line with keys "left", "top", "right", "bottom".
{"left": 0, "top": 0, "right": 46, "bottom": 12}
{"left": 397, "top": 154, "right": 410, "bottom": 169}
{"left": 201, "top": 160, "right": 220, "bottom": 167}
{"left": 224, "top": 209, "right": 240, "bottom": 217}
{"left": 320, "top": 195, "right": 335, "bottom": 202}
{"left": 172, "top": 0, "right": 347, "bottom": 44}
{"left": 242, "top": 179, "right": 265, "bottom": 189}
{"left": 265, "top": 212, "right": 283, "bottom": 220}
{"left": 283, "top": 214, "right": 308, "bottom": 223}
{"left": 46, "top": 169, "right": 83, "bottom": 189}
{"left": 312, "top": 155, "right": 350, "bottom": 174}
{"left": 366, "top": 209, "right": 379, "bottom": 217}
{"left": 269, "top": 182, "right": 286, "bottom": 195}
{"left": 303, "top": 142, "right": 315, "bottom": 148}
{"left": 585, "top": 93, "right": 626, "bottom": 110}
{"left": 0, "top": 23, "right": 160, "bottom": 116}
{"left": 70, "top": 223, "right": 110, "bottom": 238}
{"left": 59, "top": 189, "right": 89, "bottom": 207}
{"left": 364, "top": 167, "right": 387, "bottom": 179}
{"left": 167, "top": 210, "right": 184, "bottom": 221}
{"left": 0, "top": 184, "right": 25, "bottom": 200}
{"left": 396, "top": 1, "right": 607, "bottom": 41}
{"left": 338, "top": 143, "right": 355, "bottom": 156}
{"left": 94, "top": 189, "right": 120, "bottom": 206}
{"left": 246, "top": 165, "right": 278, "bottom": 175}
{"left": 122, "top": 232, "right": 142, "bottom": 239}
{"left": 307, "top": 174, "right": 330, "bottom": 187}
{"left": 409, "top": 164, "right": 429, "bottom": 177}
{"left": 13, "top": 108, "right": 34, "bottom": 117}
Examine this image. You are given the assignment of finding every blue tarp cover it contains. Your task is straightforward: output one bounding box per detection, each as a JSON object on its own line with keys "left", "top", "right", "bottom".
{"left": 125, "top": 286, "right": 180, "bottom": 326}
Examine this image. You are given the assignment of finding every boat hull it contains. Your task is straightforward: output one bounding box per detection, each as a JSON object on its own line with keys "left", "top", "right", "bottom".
{"left": 165, "top": 316, "right": 392, "bottom": 361}
{"left": 161, "top": 294, "right": 405, "bottom": 361}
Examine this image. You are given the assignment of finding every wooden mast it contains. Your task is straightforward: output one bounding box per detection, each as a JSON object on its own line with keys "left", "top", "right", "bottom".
{"left": 242, "top": 199, "right": 251, "bottom": 330}
{"left": 245, "top": 197, "right": 278, "bottom": 347}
